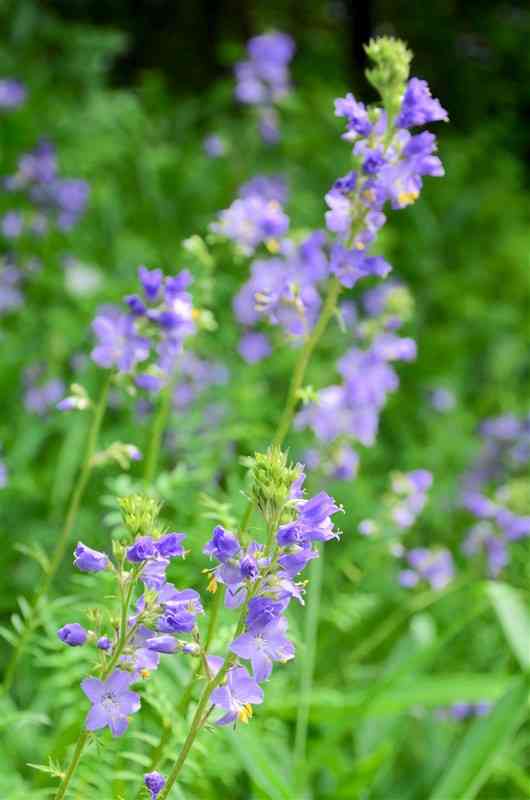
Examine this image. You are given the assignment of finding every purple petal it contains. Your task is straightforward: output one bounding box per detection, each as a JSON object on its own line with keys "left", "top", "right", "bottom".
{"left": 81, "top": 677, "right": 104, "bottom": 702}
{"left": 85, "top": 704, "right": 108, "bottom": 731}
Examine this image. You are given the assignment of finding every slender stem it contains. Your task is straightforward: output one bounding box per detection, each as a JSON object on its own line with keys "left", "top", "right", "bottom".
{"left": 293, "top": 543, "right": 324, "bottom": 789}
{"left": 158, "top": 596, "right": 252, "bottom": 800}
{"left": 2, "top": 373, "right": 112, "bottom": 693}
{"left": 143, "top": 279, "right": 343, "bottom": 792}
{"left": 238, "top": 278, "right": 342, "bottom": 549}
{"left": 273, "top": 277, "right": 342, "bottom": 449}
{"left": 53, "top": 565, "right": 139, "bottom": 799}
{"left": 54, "top": 731, "right": 90, "bottom": 800}
{"left": 143, "top": 378, "right": 175, "bottom": 484}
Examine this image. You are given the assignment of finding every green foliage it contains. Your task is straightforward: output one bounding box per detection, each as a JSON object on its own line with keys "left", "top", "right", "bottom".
{"left": 1, "top": 2, "right": 530, "bottom": 799}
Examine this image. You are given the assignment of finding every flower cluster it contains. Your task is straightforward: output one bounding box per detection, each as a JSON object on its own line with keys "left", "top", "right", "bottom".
{"left": 234, "top": 32, "right": 295, "bottom": 144}
{"left": 88, "top": 266, "right": 196, "bottom": 391}
{"left": 234, "top": 231, "right": 328, "bottom": 347}
{"left": 398, "top": 547, "right": 454, "bottom": 590}
{"left": 23, "top": 364, "right": 65, "bottom": 416}
{"left": 460, "top": 413, "right": 530, "bottom": 577}
{"left": 57, "top": 497, "right": 203, "bottom": 737}
{"left": 2, "top": 139, "right": 89, "bottom": 234}
{"left": 296, "top": 332, "right": 416, "bottom": 470}
{"left": 327, "top": 74, "right": 446, "bottom": 285}
{"left": 202, "top": 451, "right": 341, "bottom": 724}
{"left": 172, "top": 352, "right": 229, "bottom": 411}
{"left": 211, "top": 175, "right": 289, "bottom": 255}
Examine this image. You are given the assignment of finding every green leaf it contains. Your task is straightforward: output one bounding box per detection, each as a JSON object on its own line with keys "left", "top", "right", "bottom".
{"left": 429, "top": 676, "right": 529, "bottom": 800}
{"left": 487, "top": 582, "right": 530, "bottom": 671}
{"left": 228, "top": 727, "right": 292, "bottom": 800}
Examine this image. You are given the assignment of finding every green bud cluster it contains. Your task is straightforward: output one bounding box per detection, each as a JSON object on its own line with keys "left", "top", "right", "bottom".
{"left": 118, "top": 494, "right": 163, "bottom": 539}
{"left": 365, "top": 36, "right": 412, "bottom": 118}
{"left": 248, "top": 447, "right": 301, "bottom": 525}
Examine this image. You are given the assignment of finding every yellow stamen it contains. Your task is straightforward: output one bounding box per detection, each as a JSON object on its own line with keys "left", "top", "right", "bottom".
{"left": 397, "top": 190, "right": 419, "bottom": 206}
{"left": 207, "top": 574, "right": 218, "bottom": 594}
{"left": 266, "top": 238, "right": 280, "bottom": 253}
{"left": 354, "top": 241, "right": 365, "bottom": 251}
{"left": 140, "top": 669, "right": 151, "bottom": 679}
{"left": 238, "top": 704, "right": 253, "bottom": 723}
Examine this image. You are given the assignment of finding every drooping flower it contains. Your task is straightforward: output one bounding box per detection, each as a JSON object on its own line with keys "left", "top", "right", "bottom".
{"left": 396, "top": 78, "right": 448, "bottom": 129}
{"left": 81, "top": 669, "right": 141, "bottom": 737}
{"left": 74, "top": 542, "right": 109, "bottom": 573}
{"left": 203, "top": 526, "right": 241, "bottom": 563}
{"left": 211, "top": 666, "right": 264, "bottom": 725}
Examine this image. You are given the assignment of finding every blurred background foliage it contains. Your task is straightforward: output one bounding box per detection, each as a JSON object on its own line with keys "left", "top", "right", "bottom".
{"left": 1, "top": 0, "right": 530, "bottom": 798}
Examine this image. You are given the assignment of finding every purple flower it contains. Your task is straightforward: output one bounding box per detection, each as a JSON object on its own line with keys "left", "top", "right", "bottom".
{"left": 97, "top": 636, "right": 112, "bottom": 651}
{"left": 334, "top": 93, "right": 372, "bottom": 137}
{"left": 238, "top": 331, "right": 272, "bottom": 363}
{"left": 330, "top": 445, "right": 359, "bottom": 480}
{"left": 212, "top": 194, "right": 289, "bottom": 254}
{"left": 204, "top": 526, "right": 241, "bottom": 563}
{"left": 330, "top": 244, "right": 391, "bottom": 289}
{"left": 74, "top": 542, "right": 109, "bottom": 573}
{"left": 90, "top": 307, "right": 150, "bottom": 373}
{"left": 240, "top": 554, "right": 259, "bottom": 580}
{"left": 24, "top": 377, "right": 65, "bottom": 416}
{"left": 156, "top": 532, "right": 186, "bottom": 558}
{"left": 157, "top": 588, "right": 203, "bottom": 634}
{"left": 377, "top": 131, "right": 444, "bottom": 210}
{"left": 81, "top": 669, "right": 141, "bottom": 737}
{"left": 231, "top": 617, "right": 294, "bottom": 681}
{"left": 0, "top": 261, "right": 23, "bottom": 316}
{"left": 1, "top": 211, "right": 23, "bottom": 239}
{"left": 139, "top": 266, "right": 163, "bottom": 301}
{"left": 0, "top": 459, "right": 7, "bottom": 489}
{"left": 144, "top": 772, "right": 166, "bottom": 799}
{"left": 126, "top": 536, "right": 157, "bottom": 563}
{"left": 141, "top": 558, "right": 169, "bottom": 590}
{"left": 57, "top": 623, "right": 87, "bottom": 647}
{"left": 396, "top": 78, "right": 448, "bottom": 129}
{"left": 211, "top": 666, "right": 264, "bottom": 725}
{"left": 235, "top": 32, "right": 294, "bottom": 112}
{"left": 145, "top": 635, "right": 178, "bottom": 653}
{"left": 0, "top": 78, "right": 26, "bottom": 109}
{"left": 278, "top": 545, "right": 319, "bottom": 577}
{"left": 246, "top": 597, "right": 284, "bottom": 632}
{"left": 403, "top": 548, "right": 454, "bottom": 590}
{"left": 203, "top": 134, "right": 225, "bottom": 158}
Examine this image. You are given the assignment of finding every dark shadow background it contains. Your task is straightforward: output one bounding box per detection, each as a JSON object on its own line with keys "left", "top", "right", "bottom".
{"left": 41, "top": 0, "right": 530, "bottom": 162}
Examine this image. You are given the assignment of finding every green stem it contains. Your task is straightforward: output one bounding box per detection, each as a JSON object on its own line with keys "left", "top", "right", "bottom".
{"left": 143, "top": 379, "right": 175, "bottom": 484}
{"left": 157, "top": 598, "right": 252, "bottom": 800}
{"left": 273, "top": 277, "right": 341, "bottom": 449}
{"left": 54, "top": 731, "right": 90, "bottom": 800}
{"left": 53, "top": 567, "right": 139, "bottom": 799}
{"left": 2, "top": 373, "right": 112, "bottom": 693}
{"left": 293, "top": 543, "right": 324, "bottom": 790}
{"left": 238, "top": 278, "right": 342, "bottom": 549}
{"left": 144, "top": 279, "right": 343, "bottom": 792}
